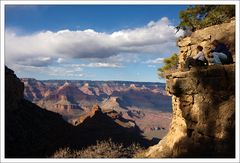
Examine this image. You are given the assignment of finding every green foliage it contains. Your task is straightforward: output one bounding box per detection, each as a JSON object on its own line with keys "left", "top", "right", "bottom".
{"left": 178, "top": 5, "right": 235, "bottom": 31}
{"left": 158, "top": 53, "right": 178, "bottom": 78}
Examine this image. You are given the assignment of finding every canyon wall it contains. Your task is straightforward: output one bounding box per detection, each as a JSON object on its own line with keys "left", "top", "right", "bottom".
{"left": 5, "top": 67, "right": 150, "bottom": 157}
{"left": 145, "top": 19, "right": 236, "bottom": 157}
{"left": 178, "top": 18, "right": 235, "bottom": 68}
{"left": 145, "top": 64, "right": 235, "bottom": 158}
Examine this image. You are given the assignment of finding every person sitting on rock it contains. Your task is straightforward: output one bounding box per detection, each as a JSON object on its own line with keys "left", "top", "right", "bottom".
{"left": 184, "top": 45, "right": 208, "bottom": 70}
{"left": 209, "top": 40, "right": 233, "bottom": 65}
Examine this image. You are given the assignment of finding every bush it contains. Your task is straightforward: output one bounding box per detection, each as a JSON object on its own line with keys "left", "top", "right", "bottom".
{"left": 51, "top": 147, "right": 73, "bottom": 158}
{"left": 158, "top": 53, "right": 179, "bottom": 78}
{"left": 52, "top": 139, "right": 145, "bottom": 158}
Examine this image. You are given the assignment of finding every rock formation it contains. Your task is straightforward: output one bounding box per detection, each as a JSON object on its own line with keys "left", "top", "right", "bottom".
{"left": 70, "top": 104, "right": 150, "bottom": 148}
{"left": 21, "top": 78, "right": 172, "bottom": 141}
{"left": 101, "top": 96, "right": 128, "bottom": 112}
{"left": 23, "top": 79, "right": 171, "bottom": 113}
{"left": 178, "top": 18, "right": 235, "bottom": 68}
{"left": 144, "top": 19, "right": 236, "bottom": 158}
{"left": 5, "top": 68, "right": 24, "bottom": 111}
{"left": 73, "top": 104, "right": 138, "bottom": 133}
{"left": 5, "top": 67, "right": 75, "bottom": 157}
{"left": 145, "top": 64, "right": 235, "bottom": 158}
{"left": 5, "top": 67, "right": 150, "bottom": 157}
{"left": 21, "top": 78, "right": 47, "bottom": 102}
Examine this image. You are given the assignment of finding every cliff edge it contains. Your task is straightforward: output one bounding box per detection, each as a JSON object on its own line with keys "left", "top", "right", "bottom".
{"left": 178, "top": 18, "right": 235, "bottom": 68}
{"left": 144, "top": 19, "right": 235, "bottom": 158}
{"left": 145, "top": 64, "right": 235, "bottom": 157}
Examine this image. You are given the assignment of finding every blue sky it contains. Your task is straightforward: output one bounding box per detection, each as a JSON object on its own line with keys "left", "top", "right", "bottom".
{"left": 5, "top": 5, "right": 188, "bottom": 82}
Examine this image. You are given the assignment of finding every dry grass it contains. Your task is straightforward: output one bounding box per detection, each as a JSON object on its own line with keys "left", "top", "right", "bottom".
{"left": 52, "top": 139, "right": 145, "bottom": 158}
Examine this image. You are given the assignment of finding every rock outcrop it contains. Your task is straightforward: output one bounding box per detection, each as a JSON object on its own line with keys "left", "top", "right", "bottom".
{"left": 73, "top": 104, "right": 138, "bottom": 132}
{"left": 5, "top": 68, "right": 24, "bottom": 111}
{"left": 21, "top": 78, "right": 47, "bottom": 102}
{"left": 5, "top": 67, "right": 75, "bottom": 157}
{"left": 178, "top": 18, "right": 235, "bottom": 68}
{"left": 144, "top": 19, "right": 236, "bottom": 158}
{"left": 145, "top": 64, "right": 235, "bottom": 158}
{"left": 101, "top": 96, "right": 128, "bottom": 112}
{"left": 70, "top": 104, "right": 151, "bottom": 148}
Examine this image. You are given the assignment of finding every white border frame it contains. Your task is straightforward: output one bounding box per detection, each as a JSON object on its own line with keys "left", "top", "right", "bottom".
{"left": 0, "top": 1, "right": 239, "bottom": 163}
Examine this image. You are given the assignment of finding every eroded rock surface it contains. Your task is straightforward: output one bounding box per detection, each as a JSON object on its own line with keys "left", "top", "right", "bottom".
{"left": 145, "top": 65, "right": 235, "bottom": 158}
{"left": 178, "top": 19, "right": 235, "bottom": 68}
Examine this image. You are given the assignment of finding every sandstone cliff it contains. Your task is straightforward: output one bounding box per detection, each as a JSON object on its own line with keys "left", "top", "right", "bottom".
{"left": 178, "top": 18, "right": 235, "bottom": 68}
{"left": 145, "top": 65, "right": 235, "bottom": 158}
{"left": 144, "top": 20, "right": 236, "bottom": 158}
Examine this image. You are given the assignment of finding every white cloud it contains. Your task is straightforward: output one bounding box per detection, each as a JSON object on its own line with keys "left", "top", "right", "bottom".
{"left": 5, "top": 17, "right": 182, "bottom": 67}
{"left": 145, "top": 57, "right": 164, "bottom": 64}
{"left": 88, "top": 53, "right": 140, "bottom": 64}
{"left": 88, "top": 63, "right": 122, "bottom": 68}
{"left": 11, "top": 64, "right": 84, "bottom": 78}
{"left": 72, "top": 63, "right": 122, "bottom": 68}
{"left": 39, "top": 57, "right": 51, "bottom": 61}
{"left": 57, "top": 58, "right": 64, "bottom": 63}
{"left": 16, "top": 57, "right": 54, "bottom": 67}
{"left": 147, "top": 65, "right": 156, "bottom": 68}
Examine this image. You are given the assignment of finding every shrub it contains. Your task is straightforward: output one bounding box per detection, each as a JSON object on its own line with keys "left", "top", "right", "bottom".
{"left": 52, "top": 139, "right": 145, "bottom": 158}
{"left": 51, "top": 147, "right": 73, "bottom": 158}
{"left": 158, "top": 53, "right": 179, "bottom": 78}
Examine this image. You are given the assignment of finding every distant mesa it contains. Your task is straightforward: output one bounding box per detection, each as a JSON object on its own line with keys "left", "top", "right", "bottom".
{"left": 83, "top": 82, "right": 89, "bottom": 87}
{"left": 101, "top": 96, "right": 128, "bottom": 112}
{"left": 21, "top": 77, "right": 172, "bottom": 141}
{"left": 141, "top": 85, "right": 148, "bottom": 90}
{"left": 129, "top": 83, "right": 137, "bottom": 89}
{"left": 22, "top": 78, "right": 172, "bottom": 114}
{"left": 80, "top": 83, "right": 94, "bottom": 95}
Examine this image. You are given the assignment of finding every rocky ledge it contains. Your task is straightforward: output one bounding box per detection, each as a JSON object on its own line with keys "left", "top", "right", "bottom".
{"left": 145, "top": 64, "right": 235, "bottom": 158}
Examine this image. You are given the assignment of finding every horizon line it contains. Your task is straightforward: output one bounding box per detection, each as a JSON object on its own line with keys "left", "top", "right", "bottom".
{"left": 20, "top": 77, "right": 166, "bottom": 84}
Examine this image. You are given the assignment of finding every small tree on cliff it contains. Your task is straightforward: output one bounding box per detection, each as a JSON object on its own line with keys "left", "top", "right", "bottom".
{"left": 158, "top": 53, "right": 178, "bottom": 78}
{"left": 177, "top": 5, "right": 235, "bottom": 32}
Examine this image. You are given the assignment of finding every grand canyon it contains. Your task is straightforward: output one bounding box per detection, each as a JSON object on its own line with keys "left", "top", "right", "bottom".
{"left": 4, "top": 4, "right": 236, "bottom": 160}
{"left": 5, "top": 67, "right": 172, "bottom": 157}
{"left": 21, "top": 78, "right": 172, "bottom": 141}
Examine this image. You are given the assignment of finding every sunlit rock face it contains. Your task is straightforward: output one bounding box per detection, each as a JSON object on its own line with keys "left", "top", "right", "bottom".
{"left": 145, "top": 20, "right": 236, "bottom": 158}
{"left": 145, "top": 64, "right": 235, "bottom": 158}
{"left": 177, "top": 19, "right": 235, "bottom": 69}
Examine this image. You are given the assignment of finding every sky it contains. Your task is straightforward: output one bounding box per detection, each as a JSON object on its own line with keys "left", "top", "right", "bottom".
{"left": 5, "top": 5, "right": 188, "bottom": 82}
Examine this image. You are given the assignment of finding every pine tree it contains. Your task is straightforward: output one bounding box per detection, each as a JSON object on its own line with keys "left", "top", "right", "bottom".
{"left": 177, "top": 5, "right": 235, "bottom": 32}
{"left": 158, "top": 53, "right": 178, "bottom": 78}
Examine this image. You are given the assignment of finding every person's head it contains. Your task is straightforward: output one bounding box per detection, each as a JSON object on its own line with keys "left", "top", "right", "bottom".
{"left": 208, "top": 53, "right": 213, "bottom": 58}
{"left": 197, "top": 45, "right": 203, "bottom": 52}
{"left": 212, "top": 40, "right": 219, "bottom": 46}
